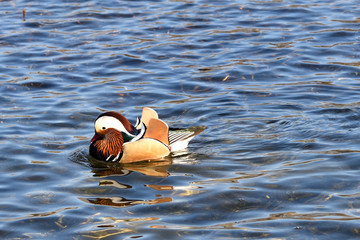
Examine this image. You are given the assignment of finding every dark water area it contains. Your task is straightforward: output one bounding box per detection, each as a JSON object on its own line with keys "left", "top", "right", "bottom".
{"left": 1, "top": 0, "right": 359, "bottom": 239}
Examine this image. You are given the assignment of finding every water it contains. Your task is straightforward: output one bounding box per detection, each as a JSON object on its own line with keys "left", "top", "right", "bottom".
{"left": 1, "top": 0, "right": 359, "bottom": 239}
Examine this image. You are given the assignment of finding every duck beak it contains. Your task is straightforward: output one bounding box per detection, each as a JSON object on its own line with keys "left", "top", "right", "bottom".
{"left": 91, "top": 133, "right": 100, "bottom": 143}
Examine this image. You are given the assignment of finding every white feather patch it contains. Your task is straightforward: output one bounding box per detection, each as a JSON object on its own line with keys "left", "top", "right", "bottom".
{"left": 95, "top": 116, "right": 135, "bottom": 136}
{"left": 131, "top": 122, "right": 146, "bottom": 142}
{"left": 168, "top": 130, "right": 197, "bottom": 152}
{"left": 170, "top": 136, "right": 194, "bottom": 152}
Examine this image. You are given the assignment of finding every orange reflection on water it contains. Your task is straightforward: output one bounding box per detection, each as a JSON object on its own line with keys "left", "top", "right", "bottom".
{"left": 79, "top": 196, "right": 172, "bottom": 208}
{"left": 91, "top": 159, "right": 172, "bottom": 178}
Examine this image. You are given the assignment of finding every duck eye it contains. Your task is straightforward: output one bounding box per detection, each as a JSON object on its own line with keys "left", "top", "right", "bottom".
{"left": 102, "top": 127, "right": 106, "bottom": 130}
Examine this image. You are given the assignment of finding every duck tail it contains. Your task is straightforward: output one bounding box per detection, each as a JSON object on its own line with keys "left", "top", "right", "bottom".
{"left": 169, "top": 126, "right": 205, "bottom": 152}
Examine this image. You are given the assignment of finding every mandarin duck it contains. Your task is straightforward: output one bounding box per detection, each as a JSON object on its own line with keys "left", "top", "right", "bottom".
{"left": 89, "top": 107, "right": 205, "bottom": 163}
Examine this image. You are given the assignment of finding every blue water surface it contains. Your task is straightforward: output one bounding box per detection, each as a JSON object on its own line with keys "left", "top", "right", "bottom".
{"left": 1, "top": 0, "right": 360, "bottom": 239}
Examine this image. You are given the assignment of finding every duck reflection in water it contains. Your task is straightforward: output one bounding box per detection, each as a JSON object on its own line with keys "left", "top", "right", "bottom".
{"left": 79, "top": 151, "right": 203, "bottom": 208}
{"left": 78, "top": 158, "right": 173, "bottom": 207}
{"left": 79, "top": 196, "right": 173, "bottom": 208}
{"left": 90, "top": 157, "right": 172, "bottom": 178}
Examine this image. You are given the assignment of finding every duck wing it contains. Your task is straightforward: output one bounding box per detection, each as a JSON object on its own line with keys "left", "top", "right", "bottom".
{"left": 135, "top": 107, "right": 159, "bottom": 129}
{"left": 144, "top": 118, "right": 169, "bottom": 145}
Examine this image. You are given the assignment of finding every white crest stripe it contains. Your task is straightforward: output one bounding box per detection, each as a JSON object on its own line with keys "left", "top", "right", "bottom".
{"left": 95, "top": 116, "right": 135, "bottom": 136}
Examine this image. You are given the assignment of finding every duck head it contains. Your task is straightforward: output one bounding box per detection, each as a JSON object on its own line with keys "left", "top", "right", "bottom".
{"left": 89, "top": 111, "right": 139, "bottom": 161}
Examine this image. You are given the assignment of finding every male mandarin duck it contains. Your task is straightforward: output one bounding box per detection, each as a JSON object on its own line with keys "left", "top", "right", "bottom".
{"left": 89, "top": 107, "right": 205, "bottom": 163}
